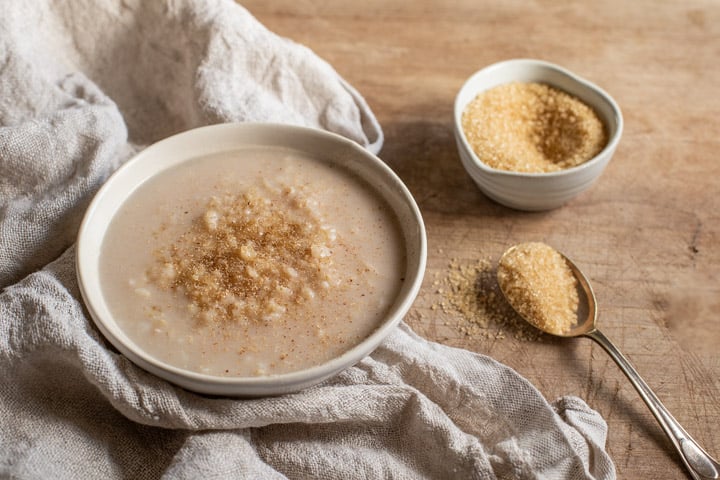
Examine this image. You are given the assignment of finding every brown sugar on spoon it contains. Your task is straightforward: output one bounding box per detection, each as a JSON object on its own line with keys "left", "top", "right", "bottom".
{"left": 496, "top": 242, "right": 579, "bottom": 335}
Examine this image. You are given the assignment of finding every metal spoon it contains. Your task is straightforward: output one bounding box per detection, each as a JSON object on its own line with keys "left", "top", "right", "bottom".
{"left": 498, "top": 246, "right": 720, "bottom": 480}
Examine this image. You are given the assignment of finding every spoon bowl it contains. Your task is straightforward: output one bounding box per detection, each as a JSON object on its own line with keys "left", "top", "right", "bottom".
{"left": 497, "top": 244, "right": 719, "bottom": 480}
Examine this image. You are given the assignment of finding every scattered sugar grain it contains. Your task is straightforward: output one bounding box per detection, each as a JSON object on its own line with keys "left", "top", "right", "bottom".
{"left": 435, "top": 258, "right": 541, "bottom": 341}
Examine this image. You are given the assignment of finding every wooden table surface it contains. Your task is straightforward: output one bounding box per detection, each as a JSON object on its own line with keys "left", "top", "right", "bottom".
{"left": 243, "top": 1, "right": 720, "bottom": 477}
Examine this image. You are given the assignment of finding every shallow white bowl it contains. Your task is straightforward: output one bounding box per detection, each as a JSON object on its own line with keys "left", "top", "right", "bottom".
{"left": 76, "top": 123, "right": 427, "bottom": 397}
{"left": 454, "top": 59, "right": 623, "bottom": 211}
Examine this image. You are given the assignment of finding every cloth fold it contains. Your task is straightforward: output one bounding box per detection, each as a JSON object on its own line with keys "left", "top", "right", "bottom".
{"left": 0, "top": 0, "right": 615, "bottom": 478}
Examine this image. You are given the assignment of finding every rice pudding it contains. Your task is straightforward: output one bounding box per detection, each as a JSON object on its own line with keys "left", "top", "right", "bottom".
{"left": 99, "top": 146, "right": 406, "bottom": 377}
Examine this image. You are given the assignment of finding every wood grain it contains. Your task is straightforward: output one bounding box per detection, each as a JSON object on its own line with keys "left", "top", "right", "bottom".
{"left": 241, "top": 1, "right": 720, "bottom": 477}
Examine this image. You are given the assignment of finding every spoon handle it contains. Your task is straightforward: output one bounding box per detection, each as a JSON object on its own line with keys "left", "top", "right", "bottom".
{"left": 585, "top": 329, "right": 719, "bottom": 480}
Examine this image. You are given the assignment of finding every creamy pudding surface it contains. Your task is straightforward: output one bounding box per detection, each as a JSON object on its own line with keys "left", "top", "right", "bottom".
{"left": 99, "top": 146, "right": 406, "bottom": 377}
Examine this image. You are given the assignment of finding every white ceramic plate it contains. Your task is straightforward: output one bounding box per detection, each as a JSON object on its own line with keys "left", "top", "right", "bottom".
{"left": 76, "top": 123, "right": 427, "bottom": 397}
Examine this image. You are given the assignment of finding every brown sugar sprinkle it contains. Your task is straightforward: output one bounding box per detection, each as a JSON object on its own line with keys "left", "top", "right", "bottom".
{"left": 148, "top": 184, "right": 339, "bottom": 326}
{"left": 461, "top": 82, "right": 607, "bottom": 173}
{"left": 497, "top": 242, "right": 579, "bottom": 335}
{"left": 433, "top": 258, "right": 542, "bottom": 341}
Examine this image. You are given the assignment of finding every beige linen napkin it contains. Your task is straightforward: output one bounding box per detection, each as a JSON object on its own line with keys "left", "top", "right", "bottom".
{"left": 0, "top": 1, "right": 615, "bottom": 478}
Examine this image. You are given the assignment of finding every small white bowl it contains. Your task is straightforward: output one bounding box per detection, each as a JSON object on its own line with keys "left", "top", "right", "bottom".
{"left": 76, "top": 123, "right": 427, "bottom": 397}
{"left": 454, "top": 59, "right": 623, "bottom": 211}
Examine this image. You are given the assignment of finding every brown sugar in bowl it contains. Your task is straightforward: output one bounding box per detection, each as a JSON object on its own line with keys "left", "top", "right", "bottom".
{"left": 454, "top": 59, "right": 623, "bottom": 211}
